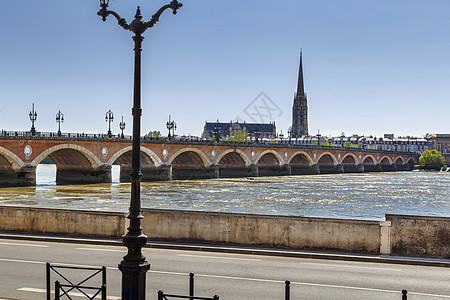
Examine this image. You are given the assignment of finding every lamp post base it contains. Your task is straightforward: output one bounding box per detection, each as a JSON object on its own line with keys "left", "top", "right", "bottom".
{"left": 119, "top": 260, "right": 151, "bottom": 300}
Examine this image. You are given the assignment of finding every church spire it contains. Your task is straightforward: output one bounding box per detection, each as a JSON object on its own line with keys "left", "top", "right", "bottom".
{"left": 296, "top": 49, "right": 304, "bottom": 97}
{"left": 291, "top": 49, "right": 308, "bottom": 138}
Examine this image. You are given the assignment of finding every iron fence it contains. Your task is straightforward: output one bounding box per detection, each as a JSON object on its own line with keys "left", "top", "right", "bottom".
{"left": 46, "top": 262, "right": 106, "bottom": 300}
{"left": 157, "top": 273, "right": 219, "bottom": 300}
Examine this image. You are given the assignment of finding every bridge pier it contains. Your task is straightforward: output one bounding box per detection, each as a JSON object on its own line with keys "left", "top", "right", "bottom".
{"left": 257, "top": 164, "right": 291, "bottom": 177}
{"left": 291, "top": 165, "right": 319, "bottom": 175}
{"left": 207, "top": 165, "right": 220, "bottom": 179}
{"left": 56, "top": 165, "right": 111, "bottom": 185}
{"left": 396, "top": 163, "right": 412, "bottom": 171}
{"left": 219, "top": 166, "right": 256, "bottom": 178}
{"left": 0, "top": 165, "right": 36, "bottom": 187}
{"left": 381, "top": 164, "right": 397, "bottom": 172}
{"left": 341, "top": 164, "right": 361, "bottom": 173}
{"left": 120, "top": 165, "right": 172, "bottom": 182}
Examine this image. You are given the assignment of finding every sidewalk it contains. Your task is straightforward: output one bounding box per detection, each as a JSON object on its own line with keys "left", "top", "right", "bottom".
{"left": 1, "top": 232, "right": 449, "bottom": 268}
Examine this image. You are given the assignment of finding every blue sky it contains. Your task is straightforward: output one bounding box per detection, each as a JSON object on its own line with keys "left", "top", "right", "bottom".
{"left": 0, "top": 0, "right": 449, "bottom": 138}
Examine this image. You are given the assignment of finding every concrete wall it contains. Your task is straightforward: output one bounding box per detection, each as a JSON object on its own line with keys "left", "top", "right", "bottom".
{"left": 386, "top": 214, "right": 450, "bottom": 258}
{"left": 0, "top": 206, "right": 125, "bottom": 237}
{"left": 1, "top": 206, "right": 449, "bottom": 258}
{"left": 141, "top": 209, "right": 381, "bottom": 253}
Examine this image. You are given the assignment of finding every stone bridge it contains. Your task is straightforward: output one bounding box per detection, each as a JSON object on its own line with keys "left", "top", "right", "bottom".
{"left": 0, "top": 136, "right": 419, "bottom": 187}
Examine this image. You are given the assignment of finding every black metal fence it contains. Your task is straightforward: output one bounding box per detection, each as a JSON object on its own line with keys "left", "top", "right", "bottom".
{"left": 46, "top": 262, "right": 106, "bottom": 300}
{"left": 158, "top": 273, "right": 219, "bottom": 300}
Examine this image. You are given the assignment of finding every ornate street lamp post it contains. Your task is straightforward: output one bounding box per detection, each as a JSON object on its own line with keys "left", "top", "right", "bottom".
{"left": 213, "top": 119, "right": 221, "bottom": 143}
{"left": 255, "top": 129, "right": 261, "bottom": 144}
{"left": 166, "top": 115, "right": 176, "bottom": 141}
{"left": 29, "top": 103, "right": 37, "bottom": 136}
{"left": 119, "top": 116, "right": 126, "bottom": 139}
{"left": 56, "top": 110, "right": 64, "bottom": 137}
{"left": 105, "top": 109, "right": 114, "bottom": 138}
{"left": 287, "top": 127, "right": 292, "bottom": 144}
{"left": 97, "top": 1, "right": 182, "bottom": 299}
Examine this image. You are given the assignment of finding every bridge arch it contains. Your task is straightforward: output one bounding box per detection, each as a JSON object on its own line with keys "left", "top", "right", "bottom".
{"left": 30, "top": 144, "right": 102, "bottom": 168}
{"left": 288, "top": 151, "right": 313, "bottom": 166}
{"left": 215, "top": 149, "right": 251, "bottom": 167}
{"left": 362, "top": 155, "right": 376, "bottom": 165}
{"left": 255, "top": 150, "right": 284, "bottom": 166}
{"left": 341, "top": 153, "right": 358, "bottom": 165}
{"left": 394, "top": 156, "right": 405, "bottom": 164}
{"left": 406, "top": 157, "right": 416, "bottom": 165}
{"left": 379, "top": 156, "right": 392, "bottom": 165}
{"left": 107, "top": 146, "right": 162, "bottom": 167}
{"left": 168, "top": 148, "right": 211, "bottom": 167}
{"left": 0, "top": 146, "right": 24, "bottom": 170}
{"left": 316, "top": 152, "right": 338, "bottom": 165}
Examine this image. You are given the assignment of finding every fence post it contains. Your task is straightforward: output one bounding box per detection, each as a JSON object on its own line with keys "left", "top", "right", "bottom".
{"left": 402, "top": 289, "right": 407, "bottom": 300}
{"left": 101, "top": 284, "right": 107, "bottom": 300}
{"left": 102, "top": 266, "right": 107, "bottom": 298}
{"left": 189, "top": 272, "right": 194, "bottom": 300}
{"left": 55, "top": 281, "right": 60, "bottom": 300}
{"left": 285, "top": 280, "right": 290, "bottom": 300}
{"left": 158, "top": 290, "right": 164, "bottom": 300}
{"left": 46, "top": 262, "right": 51, "bottom": 300}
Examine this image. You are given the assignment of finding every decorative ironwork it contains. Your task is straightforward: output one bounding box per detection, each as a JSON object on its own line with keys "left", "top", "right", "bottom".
{"left": 29, "top": 103, "right": 37, "bottom": 136}
{"left": 105, "top": 109, "right": 114, "bottom": 138}
{"left": 56, "top": 110, "right": 64, "bottom": 137}
{"left": 119, "top": 116, "right": 126, "bottom": 139}
{"left": 46, "top": 262, "right": 106, "bottom": 300}
{"left": 166, "top": 115, "right": 177, "bottom": 140}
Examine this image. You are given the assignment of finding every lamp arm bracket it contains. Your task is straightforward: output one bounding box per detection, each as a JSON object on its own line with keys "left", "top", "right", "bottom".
{"left": 98, "top": 9, "right": 130, "bottom": 30}
{"left": 145, "top": 0, "right": 182, "bottom": 29}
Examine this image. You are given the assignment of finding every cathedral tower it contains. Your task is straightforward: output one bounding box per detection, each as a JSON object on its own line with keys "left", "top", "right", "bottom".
{"left": 291, "top": 51, "right": 308, "bottom": 138}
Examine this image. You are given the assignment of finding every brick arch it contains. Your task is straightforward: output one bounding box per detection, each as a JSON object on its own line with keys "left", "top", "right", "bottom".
{"left": 168, "top": 148, "right": 211, "bottom": 167}
{"left": 30, "top": 144, "right": 102, "bottom": 169}
{"left": 0, "top": 146, "right": 24, "bottom": 170}
{"left": 288, "top": 151, "right": 313, "bottom": 166}
{"left": 215, "top": 149, "right": 250, "bottom": 167}
{"left": 406, "top": 157, "right": 416, "bottom": 165}
{"left": 107, "top": 146, "right": 162, "bottom": 167}
{"left": 394, "top": 156, "right": 405, "bottom": 164}
{"left": 316, "top": 152, "right": 338, "bottom": 165}
{"left": 380, "top": 156, "right": 392, "bottom": 165}
{"left": 362, "top": 155, "right": 376, "bottom": 165}
{"left": 255, "top": 150, "right": 284, "bottom": 166}
{"left": 341, "top": 153, "right": 358, "bottom": 165}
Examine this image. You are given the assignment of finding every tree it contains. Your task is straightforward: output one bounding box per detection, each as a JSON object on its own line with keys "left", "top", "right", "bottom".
{"left": 419, "top": 149, "right": 445, "bottom": 169}
{"left": 145, "top": 130, "right": 161, "bottom": 138}
{"left": 221, "top": 130, "right": 248, "bottom": 142}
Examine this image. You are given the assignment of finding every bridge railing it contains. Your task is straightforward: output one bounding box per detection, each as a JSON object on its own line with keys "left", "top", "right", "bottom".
{"left": 0, "top": 130, "right": 420, "bottom": 155}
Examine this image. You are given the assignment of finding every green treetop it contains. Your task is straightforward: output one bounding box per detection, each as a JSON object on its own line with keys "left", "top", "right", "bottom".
{"left": 419, "top": 149, "right": 445, "bottom": 168}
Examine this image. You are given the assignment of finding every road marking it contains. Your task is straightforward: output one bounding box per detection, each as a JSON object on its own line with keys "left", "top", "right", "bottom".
{"left": 76, "top": 247, "right": 124, "bottom": 253}
{"left": 3, "top": 258, "right": 449, "bottom": 298}
{"left": 177, "top": 254, "right": 262, "bottom": 262}
{"left": 0, "top": 258, "right": 45, "bottom": 265}
{"left": 18, "top": 287, "right": 120, "bottom": 299}
{"left": 0, "top": 241, "right": 48, "bottom": 248}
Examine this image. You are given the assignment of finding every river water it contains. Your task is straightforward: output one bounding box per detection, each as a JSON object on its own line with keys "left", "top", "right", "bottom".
{"left": 0, "top": 165, "right": 448, "bottom": 220}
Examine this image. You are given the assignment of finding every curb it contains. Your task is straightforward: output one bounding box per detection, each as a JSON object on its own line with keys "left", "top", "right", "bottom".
{"left": 0, "top": 233, "right": 449, "bottom": 268}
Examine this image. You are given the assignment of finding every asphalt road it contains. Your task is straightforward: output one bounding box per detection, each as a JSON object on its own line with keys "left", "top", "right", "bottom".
{"left": 0, "top": 238, "right": 449, "bottom": 300}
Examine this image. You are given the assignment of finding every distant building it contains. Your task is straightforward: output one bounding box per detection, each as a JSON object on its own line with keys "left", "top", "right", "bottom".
{"left": 291, "top": 50, "right": 308, "bottom": 138}
{"left": 426, "top": 134, "right": 450, "bottom": 154}
{"left": 201, "top": 121, "right": 276, "bottom": 140}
